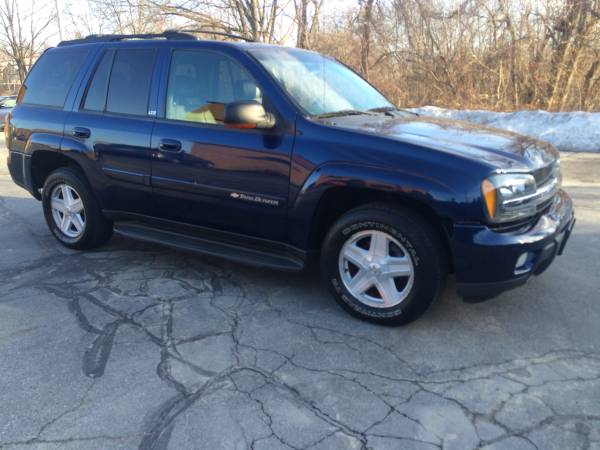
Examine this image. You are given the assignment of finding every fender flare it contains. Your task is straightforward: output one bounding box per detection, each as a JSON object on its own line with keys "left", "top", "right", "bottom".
{"left": 25, "top": 133, "right": 96, "bottom": 198}
{"left": 288, "top": 162, "right": 458, "bottom": 248}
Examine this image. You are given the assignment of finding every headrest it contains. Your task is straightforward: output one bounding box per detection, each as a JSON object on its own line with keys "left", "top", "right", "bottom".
{"left": 235, "top": 80, "right": 261, "bottom": 101}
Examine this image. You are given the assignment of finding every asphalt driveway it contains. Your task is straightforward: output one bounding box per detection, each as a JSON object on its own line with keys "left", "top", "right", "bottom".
{"left": 1, "top": 143, "right": 599, "bottom": 450}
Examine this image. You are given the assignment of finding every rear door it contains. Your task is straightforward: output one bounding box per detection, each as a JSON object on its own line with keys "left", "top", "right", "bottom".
{"left": 150, "top": 47, "right": 294, "bottom": 241}
{"left": 64, "top": 46, "right": 158, "bottom": 214}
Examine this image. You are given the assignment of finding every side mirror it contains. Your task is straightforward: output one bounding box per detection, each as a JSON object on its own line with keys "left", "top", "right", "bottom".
{"left": 224, "top": 101, "right": 276, "bottom": 130}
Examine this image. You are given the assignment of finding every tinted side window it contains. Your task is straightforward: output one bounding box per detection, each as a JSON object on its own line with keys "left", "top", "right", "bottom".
{"left": 106, "top": 49, "right": 155, "bottom": 116}
{"left": 83, "top": 50, "right": 114, "bottom": 111}
{"left": 166, "top": 50, "right": 261, "bottom": 124}
{"left": 21, "top": 49, "right": 89, "bottom": 108}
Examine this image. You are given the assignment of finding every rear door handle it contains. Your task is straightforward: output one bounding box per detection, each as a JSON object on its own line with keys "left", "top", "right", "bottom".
{"left": 71, "top": 127, "right": 91, "bottom": 138}
{"left": 158, "top": 139, "right": 182, "bottom": 153}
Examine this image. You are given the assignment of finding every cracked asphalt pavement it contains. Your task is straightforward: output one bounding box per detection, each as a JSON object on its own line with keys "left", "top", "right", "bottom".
{"left": 1, "top": 142, "right": 599, "bottom": 450}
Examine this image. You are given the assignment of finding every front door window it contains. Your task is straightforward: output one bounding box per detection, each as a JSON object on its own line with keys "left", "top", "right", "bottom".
{"left": 166, "top": 50, "right": 262, "bottom": 125}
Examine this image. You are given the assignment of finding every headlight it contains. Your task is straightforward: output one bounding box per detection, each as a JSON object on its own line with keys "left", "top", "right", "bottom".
{"left": 481, "top": 173, "right": 537, "bottom": 223}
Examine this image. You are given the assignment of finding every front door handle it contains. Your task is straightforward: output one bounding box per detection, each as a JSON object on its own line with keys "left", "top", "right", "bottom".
{"left": 71, "top": 127, "right": 91, "bottom": 138}
{"left": 158, "top": 139, "right": 182, "bottom": 153}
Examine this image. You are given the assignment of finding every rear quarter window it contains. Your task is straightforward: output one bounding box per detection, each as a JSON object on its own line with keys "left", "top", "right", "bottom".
{"left": 20, "top": 49, "right": 89, "bottom": 108}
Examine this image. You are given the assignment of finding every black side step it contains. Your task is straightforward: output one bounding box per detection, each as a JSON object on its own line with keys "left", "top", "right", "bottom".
{"left": 113, "top": 222, "right": 305, "bottom": 272}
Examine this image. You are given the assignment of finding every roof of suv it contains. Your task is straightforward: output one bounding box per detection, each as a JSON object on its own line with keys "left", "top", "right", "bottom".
{"left": 56, "top": 31, "right": 271, "bottom": 51}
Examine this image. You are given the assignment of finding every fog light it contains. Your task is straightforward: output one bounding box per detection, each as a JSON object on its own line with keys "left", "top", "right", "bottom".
{"left": 515, "top": 252, "right": 532, "bottom": 274}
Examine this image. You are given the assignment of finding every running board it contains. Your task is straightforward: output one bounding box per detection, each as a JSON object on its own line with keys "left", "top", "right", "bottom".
{"left": 113, "top": 222, "right": 305, "bottom": 272}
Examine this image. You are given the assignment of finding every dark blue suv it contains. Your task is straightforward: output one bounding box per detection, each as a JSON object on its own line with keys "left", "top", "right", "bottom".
{"left": 6, "top": 32, "right": 575, "bottom": 325}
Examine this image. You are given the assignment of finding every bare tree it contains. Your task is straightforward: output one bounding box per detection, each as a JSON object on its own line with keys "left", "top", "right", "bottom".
{"left": 65, "top": 0, "right": 167, "bottom": 36}
{"left": 545, "top": 0, "right": 600, "bottom": 110}
{"left": 0, "top": 0, "right": 55, "bottom": 83}
{"left": 294, "top": 0, "right": 323, "bottom": 48}
{"left": 153, "top": 0, "right": 285, "bottom": 43}
{"left": 4, "top": 0, "right": 599, "bottom": 111}
{"left": 359, "top": 0, "right": 374, "bottom": 79}
{"left": 311, "top": 0, "right": 600, "bottom": 111}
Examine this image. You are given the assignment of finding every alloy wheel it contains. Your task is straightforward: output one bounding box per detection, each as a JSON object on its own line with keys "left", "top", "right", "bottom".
{"left": 50, "top": 183, "right": 86, "bottom": 239}
{"left": 338, "top": 230, "right": 414, "bottom": 308}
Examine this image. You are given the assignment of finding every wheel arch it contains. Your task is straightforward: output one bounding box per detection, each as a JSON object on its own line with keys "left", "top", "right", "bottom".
{"left": 290, "top": 163, "right": 456, "bottom": 270}
{"left": 29, "top": 149, "right": 88, "bottom": 199}
{"left": 312, "top": 188, "right": 453, "bottom": 268}
{"left": 26, "top": 133, "right": 91, "bottom": 199}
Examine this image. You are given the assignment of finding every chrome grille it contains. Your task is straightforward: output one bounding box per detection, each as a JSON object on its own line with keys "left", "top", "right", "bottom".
{"left": 536, "top": 196, "right": 554, "bottom": 213}
{"left": 532, "top": 161, "right": 559, "bottom": 187}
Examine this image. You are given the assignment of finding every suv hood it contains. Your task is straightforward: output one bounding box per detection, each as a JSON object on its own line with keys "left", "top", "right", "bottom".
{"left": 318, "top": 113, "right": 559, "bottom": 172}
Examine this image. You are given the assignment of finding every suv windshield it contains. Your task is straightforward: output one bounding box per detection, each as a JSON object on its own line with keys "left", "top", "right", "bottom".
{"left": 249, "top": 48, "right": 393, "bottom": 117}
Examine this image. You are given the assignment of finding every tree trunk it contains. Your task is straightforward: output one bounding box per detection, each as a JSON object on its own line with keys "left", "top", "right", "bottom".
{"left": 296, "top": 0, "right": 309, "bottom": 48}
{"left": 547, "top": 2, "right": 591, "bottom": 110}
{"left": 360, "top": 0, "right": 374, "bottom": 80}
{"left": 580, "top": 59, "right": 599, "bottom": 110}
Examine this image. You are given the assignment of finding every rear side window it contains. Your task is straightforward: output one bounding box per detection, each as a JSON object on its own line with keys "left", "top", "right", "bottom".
{"left": 105, "top": 49, "right": 155, "bottom": 116}
{"left": 83, "top": 50, "right": 114, "bottom": 111}
{"left": 21, "top": 49, "right": 89, "bottom": 108}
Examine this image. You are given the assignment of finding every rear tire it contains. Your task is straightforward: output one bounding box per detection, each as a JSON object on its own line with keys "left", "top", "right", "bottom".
{"left": 42, "top": 167, "right": 113, "bottom": 250}
{"left": 321, "top": 204, "right": 447, "bottom": 325}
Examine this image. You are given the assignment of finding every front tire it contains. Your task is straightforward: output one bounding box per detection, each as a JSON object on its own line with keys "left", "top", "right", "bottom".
{"left": 42, "top": 167, "right": 113, "bottom": 250}
{"left": 321, "top": 204, "right": 447, "bottom": 325}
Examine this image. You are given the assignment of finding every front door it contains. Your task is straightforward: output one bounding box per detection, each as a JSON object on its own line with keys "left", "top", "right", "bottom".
{"left": 150, "top": 48, "right": 294, "bottom": 241}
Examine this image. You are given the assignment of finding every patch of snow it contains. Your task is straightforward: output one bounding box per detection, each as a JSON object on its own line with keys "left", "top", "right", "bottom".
{"left": 409, "top": 106, "right": 600, "bottom": 152}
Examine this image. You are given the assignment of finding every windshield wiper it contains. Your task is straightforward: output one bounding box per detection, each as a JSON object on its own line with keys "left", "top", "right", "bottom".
{"left": 368, "top": 106, "right": 396, "bottom": 113}
{"left": 312, "top": 109, "right": 371, "bottom": 119}
{"left": 367, "top": 106, "right": 420, "bottom": 117}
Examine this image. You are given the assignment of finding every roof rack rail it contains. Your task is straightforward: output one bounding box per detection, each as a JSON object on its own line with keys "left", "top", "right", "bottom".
{"left": 57, "top": 29, "right": 255, "bottom": 47}
{"left": 57, "top": 30, "right": 196, "bottom": 47}
{"left": 176, "top": 29, "right": 255, "bottom": 43}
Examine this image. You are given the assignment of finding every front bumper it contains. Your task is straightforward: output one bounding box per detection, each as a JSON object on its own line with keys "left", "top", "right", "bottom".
{"left": 452, "top": 190, "right": 575, "bottom": 300}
